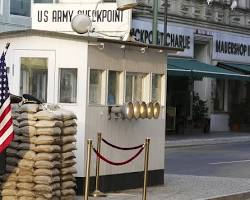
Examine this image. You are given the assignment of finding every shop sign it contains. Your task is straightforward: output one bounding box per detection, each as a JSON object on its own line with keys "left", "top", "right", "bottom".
{"left": 131, "top": 19, "right": 194, "bottom": 57}
{"left": 32, "top": 3, "right": 131, "bottom": 38}
{"left": 213, "top": 32, "right": 250, "bottom": 63}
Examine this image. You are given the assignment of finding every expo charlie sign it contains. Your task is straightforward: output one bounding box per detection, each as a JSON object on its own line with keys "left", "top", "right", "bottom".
{"left": 32, "top": 3, "right": 132, "bottom": 38}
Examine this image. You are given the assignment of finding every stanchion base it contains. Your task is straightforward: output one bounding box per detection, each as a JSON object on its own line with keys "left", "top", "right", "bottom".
{"left": 90, "top": 190, "right": 107, "bottom": 197}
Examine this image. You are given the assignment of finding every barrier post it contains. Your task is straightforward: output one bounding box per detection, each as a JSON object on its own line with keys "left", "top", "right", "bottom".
{"left": 84, "top": 139, "right": 92, "bottom": 200}
{"left": 142, "top": 138, "right": 150, "bottom": 200}
{"left": 91, "top": 132, "right": 106, "bottom": 197}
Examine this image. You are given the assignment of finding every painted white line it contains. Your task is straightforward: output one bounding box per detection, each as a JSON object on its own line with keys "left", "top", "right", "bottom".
{"left": 209, "top": 159, "right": 250, "bottom": 165}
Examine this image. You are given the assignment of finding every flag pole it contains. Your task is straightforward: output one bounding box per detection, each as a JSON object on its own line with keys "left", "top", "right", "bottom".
{"left": 3, "top": 43, "right": 10, "bottom": 56}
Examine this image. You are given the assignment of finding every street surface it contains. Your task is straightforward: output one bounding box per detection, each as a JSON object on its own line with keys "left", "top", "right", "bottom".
{"left": 165, "top": 142, "right": 250, "bottom": 178}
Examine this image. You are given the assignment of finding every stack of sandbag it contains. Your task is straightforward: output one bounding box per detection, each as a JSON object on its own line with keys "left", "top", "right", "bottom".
{"left": 59, "top": 109, "right": 77, "bottom": 200}
{"left": 33, "top": 109, "right": 63, "bottom": 200}
{"left": 1, "top": 103, "right": 77, "bottom": 200}
{"left": 0, "top": 103, "right": 21, "bottom": 200}
{"left": 16, "top": 103, "right": 40, "bottom": 200}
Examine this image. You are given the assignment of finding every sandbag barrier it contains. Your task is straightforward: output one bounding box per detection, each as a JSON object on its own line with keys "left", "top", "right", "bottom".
{"left": 84, "top": 133, "right": 150, "bottom": 200}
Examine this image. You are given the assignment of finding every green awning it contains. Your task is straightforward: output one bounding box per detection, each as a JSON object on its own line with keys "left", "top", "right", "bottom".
{"left": 168, "top": 58, "right": 250, "bottom": 81}
{"left": 218, "top": 62, "right": 250, "bottom": 74}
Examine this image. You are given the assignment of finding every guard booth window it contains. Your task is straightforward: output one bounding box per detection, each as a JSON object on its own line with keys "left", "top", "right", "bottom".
{"left": 126, "top": 72, "right": 145, "bottom": 102}
{"left": 152, "top": 74, "right": 162, "bottom": 103}
{"left": 59, "top": 68, "right": 77, "bottom": 103}
{"left": 89, "top": 69, "right": 104, "bottom": 105}
{"left": 20, "top": 57, "right": 48, "bottom": 102}
{"left": 108, "top": 70, "right": 121, "bottom": 105}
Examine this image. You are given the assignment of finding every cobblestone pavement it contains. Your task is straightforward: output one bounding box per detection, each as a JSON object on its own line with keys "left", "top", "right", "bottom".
{"left": 76, "top": 174, "right": 250, "bottom": 200}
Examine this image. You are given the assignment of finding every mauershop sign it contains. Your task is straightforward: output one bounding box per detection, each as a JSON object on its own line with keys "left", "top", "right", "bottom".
{"left": 213, "top": 32, "right": 250, "bottom": 63}
{"left": 131, "top": 19, "right": 194, "bottom": 57}
{"left": 32, "top": 3, "right": 131, "bottom": 38}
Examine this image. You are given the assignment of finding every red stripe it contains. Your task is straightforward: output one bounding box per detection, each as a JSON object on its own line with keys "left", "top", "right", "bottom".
{"left": 0, "top": 132, "right": 14, "bottom": 153}
{"left": 0, "top": 104, "right": 11, "bottom": 123}
{"left": 0, "top": 117, "right": 13, "bottom": 137}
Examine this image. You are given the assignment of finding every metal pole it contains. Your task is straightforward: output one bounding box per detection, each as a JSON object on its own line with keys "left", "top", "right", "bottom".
{"left": 90, "top": 132, "right": 106, "bottom": 197}
{"left": 84, "top": 139, "right": 92, "bottom": 200}
{"left": 142, "top": 138, "right": 150, "bottom": 200}
{"left": 152, "top": 0, "right": 158, "bottom": 45}
{"left": 163, "top": 0, "right": 168, "bottom": 46}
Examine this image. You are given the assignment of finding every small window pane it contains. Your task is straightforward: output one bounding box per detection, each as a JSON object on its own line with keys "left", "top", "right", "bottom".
{"left": 89, "top": 69, "right": 103, "bottom": 104}
{"left": 10, "top": 0, "right": 31, "bottom": 17}
{"left": 125, "top": 73, "right": 145, "bottom": 102}
{"left": 125, "top": 74, "right": 133, "bottom": 102}
{"left": 59, "top": 68, "right": 77, "bottom": 103}
{"left": 20, "top": 57, "right": 48, "bottom": 102}
{"left": 108, "top": 71, "right": 120, "bottom": 105}
{"left": 152, "top": 74, "right": 162, "bottom": 102}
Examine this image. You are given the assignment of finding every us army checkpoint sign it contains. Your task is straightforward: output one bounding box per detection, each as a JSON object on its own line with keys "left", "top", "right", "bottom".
{"left": 32, "top": 3, "right": 132, "bottom": 38}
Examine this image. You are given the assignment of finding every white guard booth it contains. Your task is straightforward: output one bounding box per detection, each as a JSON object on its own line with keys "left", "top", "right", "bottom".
{"left": 0, "top": 29, "right": 180, "bottom": 193}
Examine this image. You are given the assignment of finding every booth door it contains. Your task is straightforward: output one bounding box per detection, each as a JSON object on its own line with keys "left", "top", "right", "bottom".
{"left": 12, "top": 50, "right": 56, "bottom": 103}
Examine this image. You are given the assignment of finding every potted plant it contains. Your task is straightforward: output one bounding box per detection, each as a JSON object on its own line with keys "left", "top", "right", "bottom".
{"left": 192, "top": 93, "right": 209, "bottom": 132}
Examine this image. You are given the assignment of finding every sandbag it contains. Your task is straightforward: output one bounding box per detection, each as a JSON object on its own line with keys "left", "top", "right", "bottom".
{"left": 61, "top": 189, "right": 75, "bottom": 196}
{"left": 61, "top": 174, "right": 76, "bottom": 182}
{"left": 17, "top": 113, "right": 37, "bottom": 121}
{"left": 35, "top": 153, "right": 60, "bottom": 161}
{"left": 17, "top": 175, "right": 33, "bottom": 183}
{"left": 35, "top": 110, "right": 63, "bottom": 120}
{"left": 1, "top": 189, "right": 17, "bottom": 196}
{"left": 2, "top": 196, "right": 18, "bottom": 200}
{"left": 2, "top": 173, "right": 17, "bottom": 182}
{"left": 62, "top": 126, "right": 77, "bottom": 135}
{"left": 62, "top": 143, "right": 76, "bottom": 152}
{"left": 17, "top": 182, "right": 35, "bottom": 190}
{"left": 19, "top": 126, "right": 37, "bottom": 137}
{"left": 61, "top": 167, "right": 77, "bottom": 175}
{"left": 63, "top": 119, "right": 76, "bottom": 127}
{"left": 6, "top": 157, "right": 19, "bottom": 166}
{"left": 17, "top": 168, "right": 34, "bottom": 176}
{"left": 62, "top": 152, "right": 76, "bottom": 160}
{"left": 17, "top": 190, "right": 35, "bottom": 197}
{"left": 35, "top": 160, "right": 60, "bottom": 169}
{"left": 18, "top": 150, "right": 36, "bottom": 160}
{"left": 18, "top": 143, "right": 35, "bottom": 151}
{"left": 35, "top": 120, "right": 63, "bottom": 128}
{"left": 35, "top": 127, "right": 61, "bottom": 136}
{"left": 20, "top": 104, "right": 40, "bottom": 113}
{"left": 1, "top": 181, "right": 16, "bottom": 189}
{"left": 34, "top": 169, "right": 60, "bottom": 176}
{"left": 5, "top": 164, "right": 18, "bottom": 173}
{"left": 34, "top": 145, "right": 61, "bottom": 153}
{"left": 33, "top": 135, "right": 61, "bottom": 145}
{"left": 19, "top": 120, "right": 37, "bottom": 127}
{"left": 18, "top": 159, "right": 35, "bottom": 169}
{"left": 6, "top": 148, "right": 18, "bottom": 157}
{"left": 62, "top": 181, "right": 76, "bottom": 189}
{"left": 34, "top": 176, "right": 60, "bottom": 185}
{"left": 62, "top": 135, "right": 76, "bottom": 144}
{"left": 56, "top": 109, "right": 77, "bottom": 120}
{"left": 62, "top": 159, "right": 76, "bottom": 168}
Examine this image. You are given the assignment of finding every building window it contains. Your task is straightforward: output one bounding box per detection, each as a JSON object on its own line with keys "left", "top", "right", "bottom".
{"left": 152, "top": 74, "right": 162, "bottom": 103}
{"left": 59, "top": 68, "right": 77, "bottom": 103}
{"left": 126, "top": 73, "right": 146, "bottom": 102}
{"left": 34, "top": 0, "right": 54, "bottom": 3}
{"left": 20, "top": 57, "right": 48, "bottom": 102}
{"left": 108, "top": 71, "right": 121, "bottom": 105}
{"left": 10, "top": 0, "right": 31, "bottom": 17}
{"left": 89, "top": 69, "right": 104, "bottom": 105}
{"left": 214, "top": 79, "right": 225, "bottom": 112}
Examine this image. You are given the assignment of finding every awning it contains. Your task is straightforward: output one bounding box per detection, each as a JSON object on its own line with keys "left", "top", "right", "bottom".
{"left": 218, "top": 62, "right": 250, "bottom": 75}
{"left": 167, "top": 58, "right": 250, "bottom": 81}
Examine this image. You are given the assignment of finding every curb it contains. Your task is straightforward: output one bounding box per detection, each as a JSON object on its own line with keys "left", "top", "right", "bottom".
{"left": 166, "top": 136, "right": 250, "bottom": 148}
{"left": 202, "top": 190, "right": 250, "bottom": 200}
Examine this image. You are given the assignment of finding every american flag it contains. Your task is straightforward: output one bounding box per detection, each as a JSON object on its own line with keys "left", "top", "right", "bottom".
{"left": 0, "top": 48, "right": 13, "bottom": 153}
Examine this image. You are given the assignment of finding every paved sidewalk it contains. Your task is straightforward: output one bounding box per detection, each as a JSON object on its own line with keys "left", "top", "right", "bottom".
{"left": 166, "top": 132, "right": 250, "bottom": 148}
{"left": 76, "top": 174, "right": 250, "bottom": 200}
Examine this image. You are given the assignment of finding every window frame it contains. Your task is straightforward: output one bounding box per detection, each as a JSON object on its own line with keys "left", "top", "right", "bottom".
{"left": 58, "top": 68, "right": 78, "bottom": 104}
{"left": 125, "top": 72, "right": 148, "bottom": 103}
{"left": 88, "top": 68, "right": 106, "bottom": 106}
{"left": 10, "top": 0, "right": 31, "bottom": 17}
